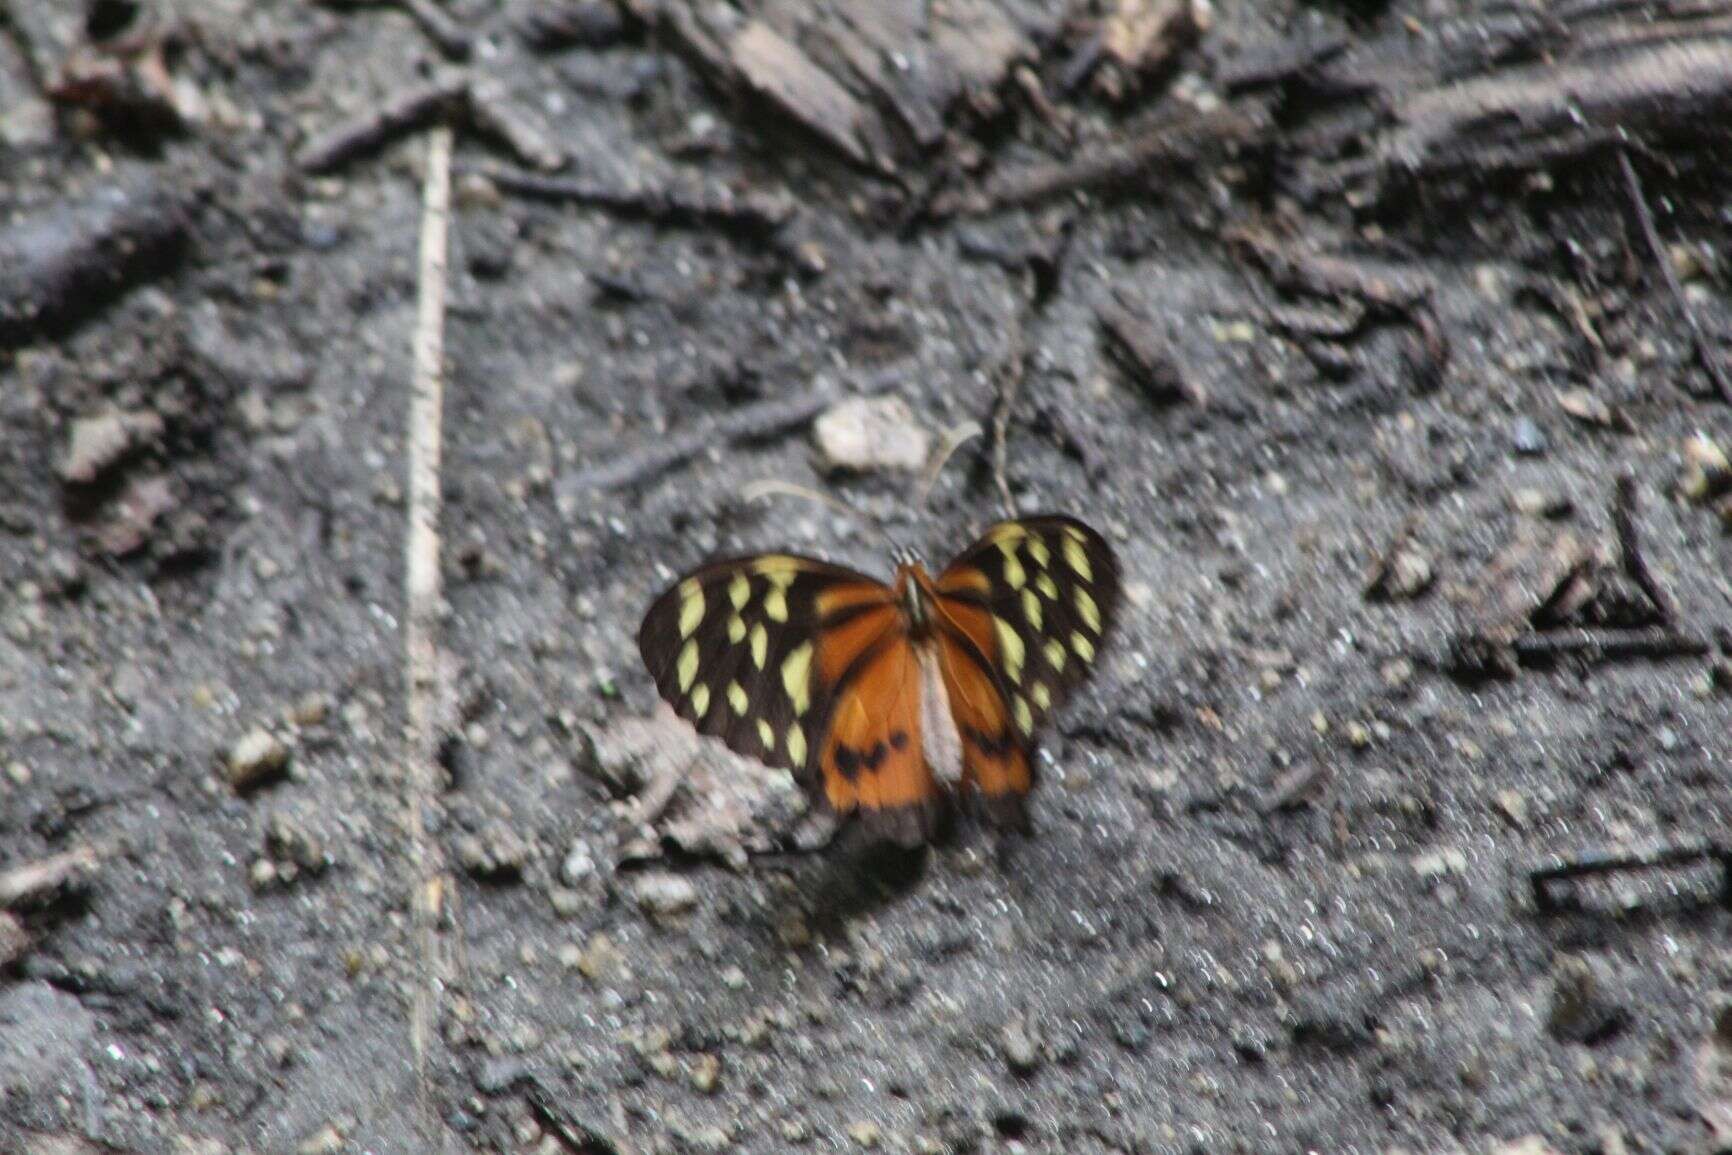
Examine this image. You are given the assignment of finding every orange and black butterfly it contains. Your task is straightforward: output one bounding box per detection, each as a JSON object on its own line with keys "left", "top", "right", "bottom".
{"left": 637, "top": 517, "right": 1119, "bottom": 847}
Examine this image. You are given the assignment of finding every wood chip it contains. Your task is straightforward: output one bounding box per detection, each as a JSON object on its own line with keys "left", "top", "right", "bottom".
{"left": 1097, "top": 295, "right": 1203, "bottom": 406}
{"left": 0, "top": 846, "right": 100, "bottom": 909}
{"left": 728, "top": 21, "right": 872, "bottom": 167}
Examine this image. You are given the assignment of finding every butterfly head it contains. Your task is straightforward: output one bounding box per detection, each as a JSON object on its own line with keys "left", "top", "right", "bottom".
{"left": 891, "top": 557, "right": 938, "bottom": 639}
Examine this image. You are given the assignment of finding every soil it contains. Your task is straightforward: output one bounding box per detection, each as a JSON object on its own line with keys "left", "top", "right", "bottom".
{"left": 3, "top": 1, "right": 1732, "bottom": 1153}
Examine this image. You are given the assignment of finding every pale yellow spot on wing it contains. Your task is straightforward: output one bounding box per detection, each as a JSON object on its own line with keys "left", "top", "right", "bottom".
{"left": 781, "top": 641, "right": 814, "bottom": 717}
{"left": 1021, "top": 588, "right": 1042, "bottom": 631}
{"left": 677, "top": 639, "right": 700, "bottom": 692}
{"left": 1026, "top": 537, "right": 1050, "bottom": 569}
{"left": 753, "top": 556, "right": 801, "bottom": 586}
{"left": 997, "top": 540, "right": 1026, "bottom": 590}
{"left": 727, "top": 681, "right": 749, "bottom": 715}
{"left": 1032, "top": 682, "right": 1051, "bottom": 711}
{"left": 1014, "top": 695, "right": 1033, "bottom": 734}
{"left": 757, "top": 719, "right": 775, "bottom": 751}
{"left": 750, "top": 623, "right": 768, "bottom": 669}
{"left": 1036, "top": 572, "right": 1059, "bottom": 601}
{"left": 1076, "top": 588, "right": 1101, "bottom": 634}
{"left": 1044, "top": 639, "right": 1067, "bottom": 672}
{"left": 993, "top": 616, "right": 1025, "bottom": 684}
{"left": 985, "top": 522, "right": 1029, "bottom": 546}
{"left": 1072, "top": 631, "right": 1095, "bottom": 662}
{"left": 786, "top": 723, "right": 807, "bottom": 767}
{"left": 677, "top": 579, "right": 705, "bottom": 638}
{"left": 1063, "top": 535, "right": 1092, "bottom": 581}
{"left": 690, "top": 684, "right": 711, "bottom": 718}
{"left": 728, "top": 572, "right": 751, "bottom": 611}
{"left": 727, "top": 615, "right": 747, "bottom": 643}
{"left": 763, "top": 586, "right": 789, "bottom": 623}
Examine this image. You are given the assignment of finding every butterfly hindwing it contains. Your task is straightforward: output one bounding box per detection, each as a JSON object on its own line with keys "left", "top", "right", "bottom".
{"left": 932, "top": 516, "right": 1120, "bottom": 823}
{"left": 637, "top": 554, "right": 890, "bottom": 779}
{"left": 814, "top": 636, "right": 942, "bottom": 848}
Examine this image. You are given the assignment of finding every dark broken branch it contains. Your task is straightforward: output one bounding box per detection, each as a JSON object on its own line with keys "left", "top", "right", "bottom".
{"left": 1229, "top": 230, "right": 1432, "bottom": 315}
{"left": 464, "top": 163, "right": 793, "bottom": 235}
{"left": 1618, "top": 148, "right": 1732, "bottom": 406}
{"left": 295, "top": 75, "right": 564, "bottom": 174}
{"left": 294, "top": 74, "right": 470, "bottom": 174}
{"left": 930, "top": 102, "right": 1269, "bottom": 217}
{"left": 1511, "top": 626, "right": 1709, "bottom": 666}
{"left": 1613, "top": 473, "right": 1679, "bottom": 624}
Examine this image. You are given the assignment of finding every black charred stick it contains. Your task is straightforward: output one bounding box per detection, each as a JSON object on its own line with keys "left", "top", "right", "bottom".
{"left": 466, "top": 163, "right": 793, "bottom": 234}
{"left": 1612, "top": 474, "right": 1679, "bottom": 624}
{"left": 1530, "top": 838, "right": 1732, "bottom": 911}
{"left": 1511, "top": 626, "right": 1708, "bottom": 666}
{"left": 294, "top": 74, "right": 469, "bottom": 174}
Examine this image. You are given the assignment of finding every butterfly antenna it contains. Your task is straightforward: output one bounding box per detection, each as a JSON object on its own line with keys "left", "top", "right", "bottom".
{"left": 739, "top": 479, "right": 857, "bottom": 519}
{"left": 915, "top": 420, "right": 983, "bottom": 510}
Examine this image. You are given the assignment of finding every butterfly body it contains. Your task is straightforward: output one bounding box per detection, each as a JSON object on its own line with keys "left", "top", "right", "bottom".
{"left": 638, "top": 517, "right": 1119, "bottom": 848}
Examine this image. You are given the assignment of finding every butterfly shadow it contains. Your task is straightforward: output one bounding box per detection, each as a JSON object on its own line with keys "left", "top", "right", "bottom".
{"left": 757, "top": 820, "right": 938, "bottom": 936}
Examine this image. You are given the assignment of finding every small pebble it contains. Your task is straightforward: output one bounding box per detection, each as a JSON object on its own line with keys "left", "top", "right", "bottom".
{"left": 561, "top": 842, "right": 597, "bottom": 887}
{"left": 1412, "top": 847, "right": 1467, "bottom": 879}
{"left": 1494, "top": 789, "right": 1529, "bottom": 827}
{"left": 1511, "top": 416, "right": 1548, "bottom": 456}
{"left": 814, "top": 396, "right": 930, "bottom": 474}
{"left": 689, "top": 1052, "right": 722, "bottom": 1093}
{"left": 1510, "top": 488, "right": 1572, "bottom": 519}
{"left": 226, "top": 727, "right": 290, "bottom": 791}
{"left": 632, "top": 872, "right": 699, "bottom": 919}
{"left": 577, "top": 933, "right": 626, "bottom": 982}
{"left": 1000, "top": 1018, "right": 1042, "bottom": 1075}
{"left": 847, "top": 1121, "right": 882, "bottom": 1149}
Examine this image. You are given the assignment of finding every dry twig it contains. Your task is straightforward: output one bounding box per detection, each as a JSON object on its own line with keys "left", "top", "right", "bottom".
{"left": 1618, "top": 148, "right": 1732, "bottom": 405}
{"left": 930, "top": 103, "right": 1267, "bottom": 217}
{"left": 1511, "top": 626, "right": 1708, "bottom": 666}
{"left": 465, "top": 163, "right": 792, "bottom": 234}
{"left": 1530, "top": 838, "right": 1732, "bottom": 911}
{"left": 1612, "top": 473, "right": 1679, "bottom": 623}
{"left": 404, "top": 125, "right": 455, "bottom": 1112}
{"left": 988, "top": 314, "right": 1026, "bottom": 519}
{"left": 0, "top": 846, "right": 101, "bottom": 909}
{"left": 295, "top": 75, "right": 469, "bottom": 174}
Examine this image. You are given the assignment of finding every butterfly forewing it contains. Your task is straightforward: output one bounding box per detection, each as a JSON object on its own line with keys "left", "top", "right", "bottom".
{"left": 637, "top": 554, "right": 893, "bottom": 778}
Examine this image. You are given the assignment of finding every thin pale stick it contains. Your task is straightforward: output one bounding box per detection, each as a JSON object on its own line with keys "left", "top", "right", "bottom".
{"left": 405, "top": 126, "right": 454, "bottom": 1103}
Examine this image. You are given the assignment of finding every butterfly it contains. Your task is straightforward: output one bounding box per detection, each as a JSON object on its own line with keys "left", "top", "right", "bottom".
{"left": 637, "top": 516, "right": 1120, "bottom": 848}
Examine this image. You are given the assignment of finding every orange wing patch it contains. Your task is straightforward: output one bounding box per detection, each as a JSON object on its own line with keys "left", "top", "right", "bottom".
{"left": 816, "top": 637, "right": 941, "bottom": 848}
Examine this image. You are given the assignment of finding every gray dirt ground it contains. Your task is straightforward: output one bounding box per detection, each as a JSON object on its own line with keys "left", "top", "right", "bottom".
{"left": 3, "top": 0, "right": 1732, "bottom": 1153}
